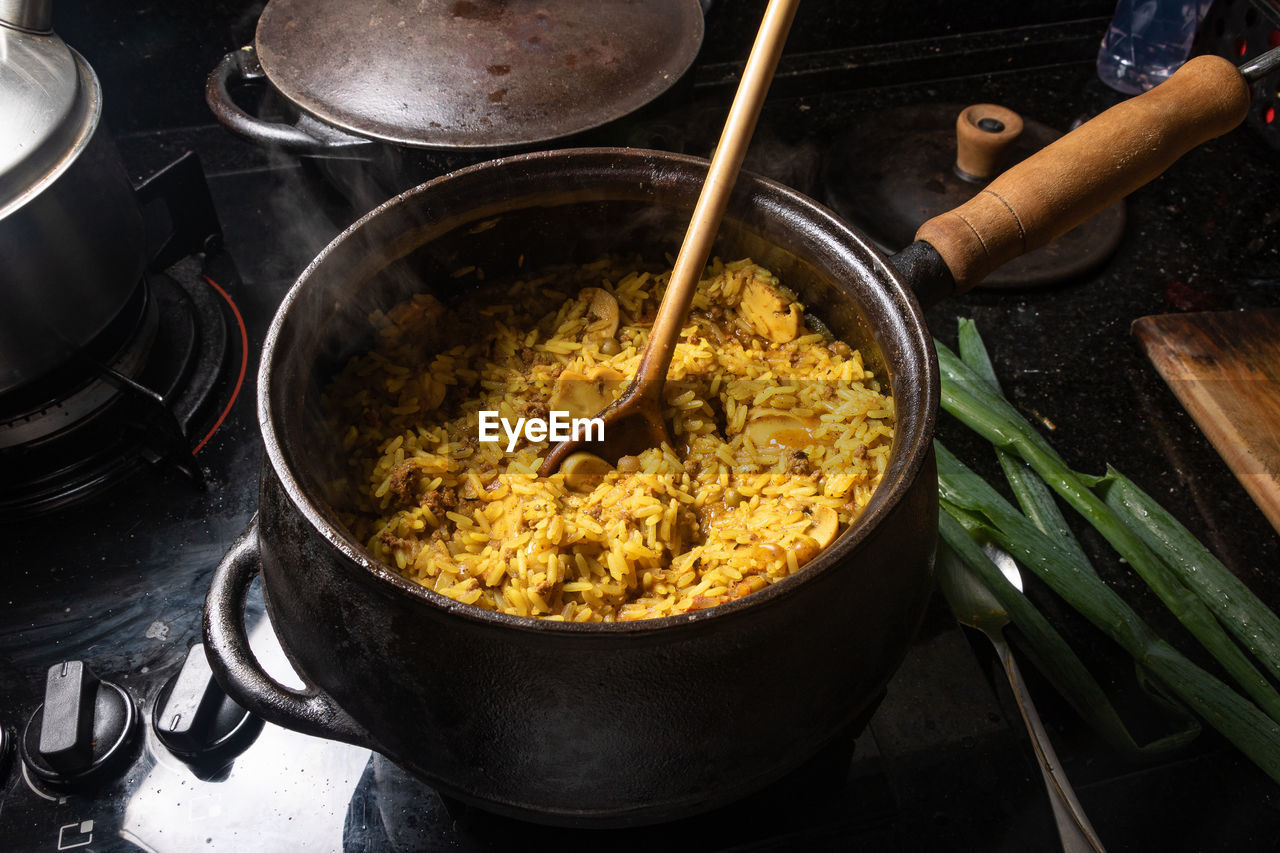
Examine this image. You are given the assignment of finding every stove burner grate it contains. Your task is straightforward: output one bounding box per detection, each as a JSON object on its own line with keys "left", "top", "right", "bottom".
{"left": 0, "top": 258, "right": 242, "bottom": 520}
{"left": 0, "top": 152, "right": 247, "bottom": 520}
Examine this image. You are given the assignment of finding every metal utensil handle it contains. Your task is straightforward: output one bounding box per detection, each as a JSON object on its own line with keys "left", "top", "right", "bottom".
{"left": 1240, "top": 45, "right": 1280, "bottom": 84}
{"left": 996, "top": 636, "right": 1107, "bottom": 853}
{"left": 202, "top": 516, "right": 372, "bottom": 748}
{"left": 205, "top": 46, "right": 367, "bottom": 153}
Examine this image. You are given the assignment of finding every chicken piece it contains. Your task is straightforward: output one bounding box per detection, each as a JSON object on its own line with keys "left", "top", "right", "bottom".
{"left": 739, "top": 277, "right": 801, "bottom": 343}
{"left": 549, "top": 364, "right": 625, "bottom": 419}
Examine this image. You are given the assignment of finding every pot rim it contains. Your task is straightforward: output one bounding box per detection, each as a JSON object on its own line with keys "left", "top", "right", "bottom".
{"left": 258, "top": 146, "right": 939, "bottom": 635}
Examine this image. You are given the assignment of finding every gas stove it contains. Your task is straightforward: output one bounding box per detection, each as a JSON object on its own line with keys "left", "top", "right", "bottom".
{"left": 0, "top": 153, "right": 237, "bottom": 520}
{"left": 4, "top": 2, "right": 1280, "bottom": 851}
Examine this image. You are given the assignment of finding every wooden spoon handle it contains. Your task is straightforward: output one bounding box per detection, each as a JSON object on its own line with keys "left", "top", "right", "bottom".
{"left": 915, "top": 55, "right": 1251, "bottom": 292}
{"left": 632, "top": 0, "right": 800, "bottom": 397}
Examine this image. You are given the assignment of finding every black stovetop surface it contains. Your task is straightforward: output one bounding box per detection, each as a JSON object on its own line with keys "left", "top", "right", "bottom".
{"left": 4, "top": 2, "right": 1280, "bottom": 850}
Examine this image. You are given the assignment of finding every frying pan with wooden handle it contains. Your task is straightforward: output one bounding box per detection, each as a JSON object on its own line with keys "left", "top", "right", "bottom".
{"left": 901, "top": 48, "right": 1278, "bottom": 302}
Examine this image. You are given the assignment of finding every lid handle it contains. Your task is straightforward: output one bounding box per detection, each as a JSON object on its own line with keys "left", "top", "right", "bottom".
{"left": 0, "top": 0, "right": 53, "bottom": 33}
{"left": 954, "top": 104, "right": 1024, "bottom": 182}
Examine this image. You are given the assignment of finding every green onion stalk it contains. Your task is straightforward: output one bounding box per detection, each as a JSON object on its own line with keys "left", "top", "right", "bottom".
{"left": 937, "top": 442, "right": 1280, "bottom": 784}
{"left": 948, "top": 319, "right": 1199, "bottom": 755}
{"left": 936, "top": 338, "right": 1280, "bottom": 723}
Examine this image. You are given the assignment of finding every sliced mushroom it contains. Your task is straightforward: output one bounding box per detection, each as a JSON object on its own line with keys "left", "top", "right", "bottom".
{"left": 743, "top": 411, "right": 820, "bottom": 452}
{"left": 803, "top": 505, "right": 839, "bottom": 550}
{"left": 579, "top": 287, "right": 619, "bottom": 349}
{"left": 561, "top": 451, "right": 614, "bottom": 492}
{"left": 739, "top": 277, "right": 801, "bottom": 343}
{"left": 549, "top": 364, "right": 625, "bottom": 420}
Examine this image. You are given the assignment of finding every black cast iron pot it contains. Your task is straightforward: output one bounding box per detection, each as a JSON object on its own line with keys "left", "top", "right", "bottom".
{"left": 204, "top": 51, "right": 1262, "bottom": 827}
{"left": 204, "top": 147, "right": 940, "bottom": 826}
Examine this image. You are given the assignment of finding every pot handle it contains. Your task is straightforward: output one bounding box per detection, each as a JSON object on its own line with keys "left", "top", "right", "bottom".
{"left": 205, "top": 46, "right": 372, "bottom": 154}
{"left": 912, "top": 54, "right": 1252, "bottom": 292}
{"left": 203, "top": 516, "right": 372, "bottom": 748}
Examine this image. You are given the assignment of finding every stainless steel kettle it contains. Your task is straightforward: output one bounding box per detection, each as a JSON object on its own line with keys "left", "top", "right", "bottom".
{"left": 0, "top": 0, "right": 145, "bottom": 395}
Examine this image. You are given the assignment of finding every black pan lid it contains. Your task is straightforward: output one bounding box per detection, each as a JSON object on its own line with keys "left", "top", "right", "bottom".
{"left": 254, "top": 0, "right": 705, "bottom": 150}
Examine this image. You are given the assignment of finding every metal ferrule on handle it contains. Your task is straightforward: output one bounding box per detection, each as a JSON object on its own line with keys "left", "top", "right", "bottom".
{"left": 1240, "top": 44, "right": 1280, "bottom": 83}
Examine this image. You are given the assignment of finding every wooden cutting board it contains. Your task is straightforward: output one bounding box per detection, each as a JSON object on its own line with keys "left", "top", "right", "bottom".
{"left": 1133, "top": 308, "right": 1280, "bottom": 535}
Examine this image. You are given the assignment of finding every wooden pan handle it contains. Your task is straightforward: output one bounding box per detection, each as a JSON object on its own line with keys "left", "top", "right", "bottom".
{"left": 915, "top": 55, "right": 1251, "bottom": 291}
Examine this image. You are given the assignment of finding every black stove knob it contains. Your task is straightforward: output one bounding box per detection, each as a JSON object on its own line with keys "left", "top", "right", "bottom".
{"left": 20, "top": 661, "right": 139, "bottom": 789}
{"left": 153, "top": 643, "right": 262, "bottom": 763}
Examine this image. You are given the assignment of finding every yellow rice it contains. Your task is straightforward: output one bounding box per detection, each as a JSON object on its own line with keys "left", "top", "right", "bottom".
{"left": 322, "top": 258, "right": 894, "bottom": 622}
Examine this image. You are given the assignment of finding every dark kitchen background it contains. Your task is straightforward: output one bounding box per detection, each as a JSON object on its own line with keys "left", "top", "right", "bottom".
{"left": 4, "top": 0, "right": 1280, "bottom": 850}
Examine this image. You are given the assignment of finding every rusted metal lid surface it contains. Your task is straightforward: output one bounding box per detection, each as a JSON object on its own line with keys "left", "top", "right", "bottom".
{"left": 254, "top": 0, "right": 704, "bottom": 149}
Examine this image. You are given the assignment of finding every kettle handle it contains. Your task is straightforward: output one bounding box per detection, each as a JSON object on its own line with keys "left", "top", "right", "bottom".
{"left": 203, "top": 515, "right": 374, "bottom": 748}
{"left": 205, "top": 46, "right": 371, "bottom": 154}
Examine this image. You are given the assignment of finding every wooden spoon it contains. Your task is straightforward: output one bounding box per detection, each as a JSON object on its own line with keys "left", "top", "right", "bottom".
{"left": 538, "top": 0, "right": 800, "bottom": 479}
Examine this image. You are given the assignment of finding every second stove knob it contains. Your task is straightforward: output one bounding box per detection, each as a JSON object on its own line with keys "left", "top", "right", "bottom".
{"left": 153, "top": 643, "right": 262, "bottom": 763}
